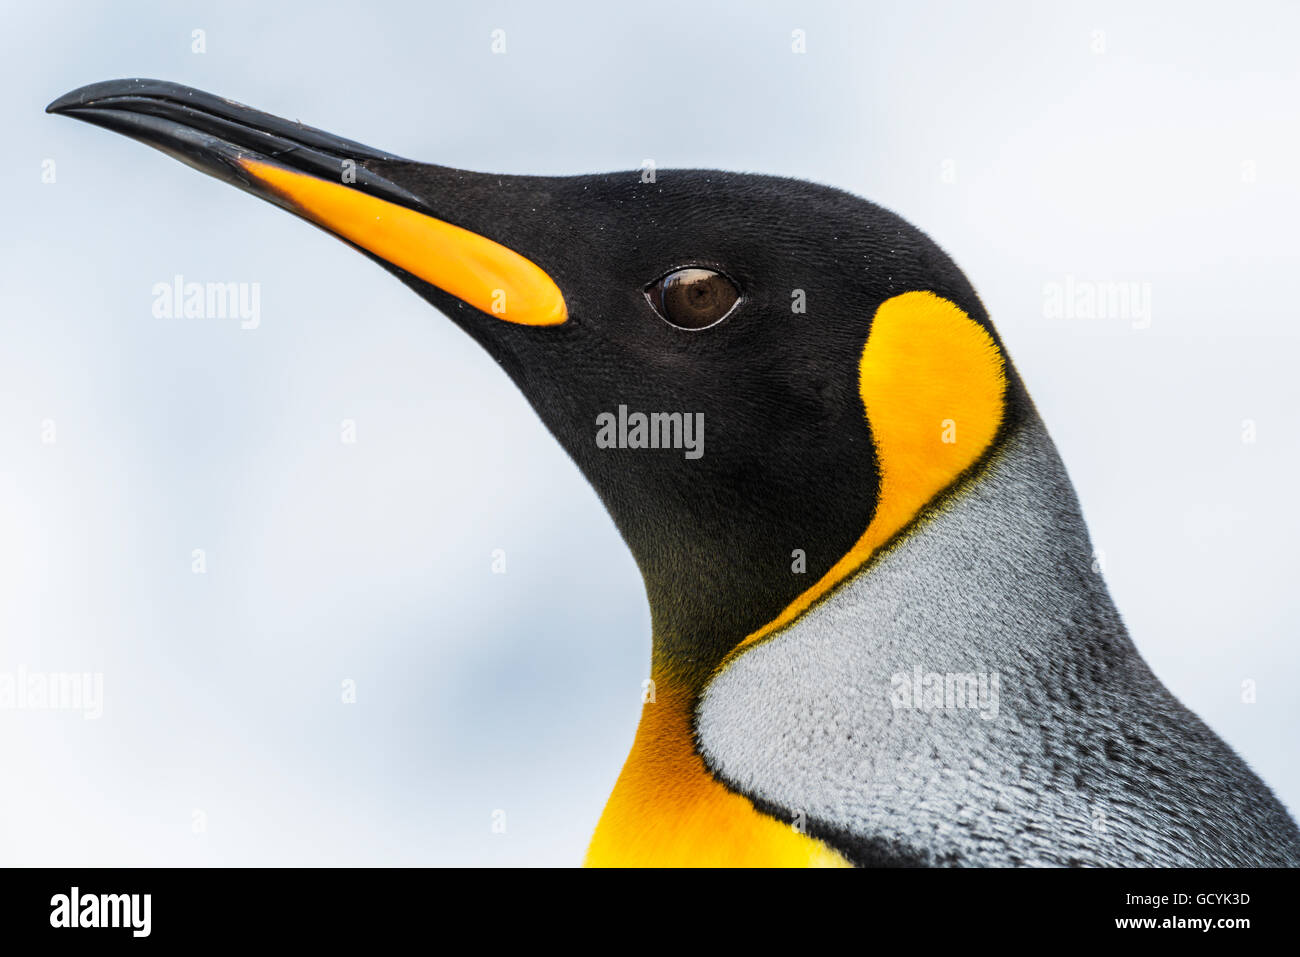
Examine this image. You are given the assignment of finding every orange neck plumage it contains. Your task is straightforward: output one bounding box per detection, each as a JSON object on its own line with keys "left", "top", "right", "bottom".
{"left": 584, "top": 677, "right": 850, "bottom": 867}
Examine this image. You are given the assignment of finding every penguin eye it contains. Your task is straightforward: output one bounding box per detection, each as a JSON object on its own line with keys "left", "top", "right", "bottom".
{"left": 645, "top": 267, "right": 741, "bottom": 330}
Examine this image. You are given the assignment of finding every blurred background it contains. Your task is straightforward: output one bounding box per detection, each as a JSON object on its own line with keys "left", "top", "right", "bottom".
{"left": 2, "top": 0, "right": 1296, "bottom": 865}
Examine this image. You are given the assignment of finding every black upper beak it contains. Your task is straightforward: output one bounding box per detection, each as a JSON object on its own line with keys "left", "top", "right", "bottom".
{"left": 47, "top": 78, "right": 429, "bottom": 214}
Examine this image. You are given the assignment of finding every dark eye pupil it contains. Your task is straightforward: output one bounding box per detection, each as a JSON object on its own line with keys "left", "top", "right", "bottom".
{"left": 648, "top": 268, "right": 740, "bottom": 329}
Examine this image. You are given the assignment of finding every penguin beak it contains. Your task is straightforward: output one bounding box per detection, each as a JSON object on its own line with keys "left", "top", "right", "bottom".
{"left": 46, "top": 79, "right": 567, "bottom": 327}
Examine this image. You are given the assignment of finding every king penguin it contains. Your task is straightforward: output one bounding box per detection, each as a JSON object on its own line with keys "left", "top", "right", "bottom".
{"left": 48, "top": 79, "right": 1300, "bottom": 868}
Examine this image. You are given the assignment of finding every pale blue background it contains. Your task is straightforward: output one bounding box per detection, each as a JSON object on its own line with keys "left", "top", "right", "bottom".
{"left": 2, "top": 0, "right": 1296, "bottom": 865}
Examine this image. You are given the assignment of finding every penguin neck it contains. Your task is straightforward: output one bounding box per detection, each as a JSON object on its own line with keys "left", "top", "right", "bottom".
{"left": 590, "top": 406, "right": 1113, "bottom": 865}
{"left": 683, "top": 405, "right": 1120, "bottom": 691}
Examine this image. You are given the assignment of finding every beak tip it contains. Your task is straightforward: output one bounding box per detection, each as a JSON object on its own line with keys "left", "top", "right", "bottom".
{"left": 46, "top": 78, "right": 168, "bottom": 116}
{"left": 47, "top": 82, "right": 108, "bottom": 117}
{"left": 46, "top": 90, "right": 79, "bottom": 115}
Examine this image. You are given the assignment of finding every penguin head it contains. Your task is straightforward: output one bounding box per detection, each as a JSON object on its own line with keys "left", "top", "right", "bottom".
{"left": 49, "top": 80, "right": 1011, "bottom": 676}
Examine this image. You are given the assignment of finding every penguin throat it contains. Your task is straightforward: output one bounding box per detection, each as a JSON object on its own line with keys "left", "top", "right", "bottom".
{"left": 720, "top": 290, "right": 1007, "bottom": 665}
{"left": 588, "top": 292, "right": 1008, "bottom": 867}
